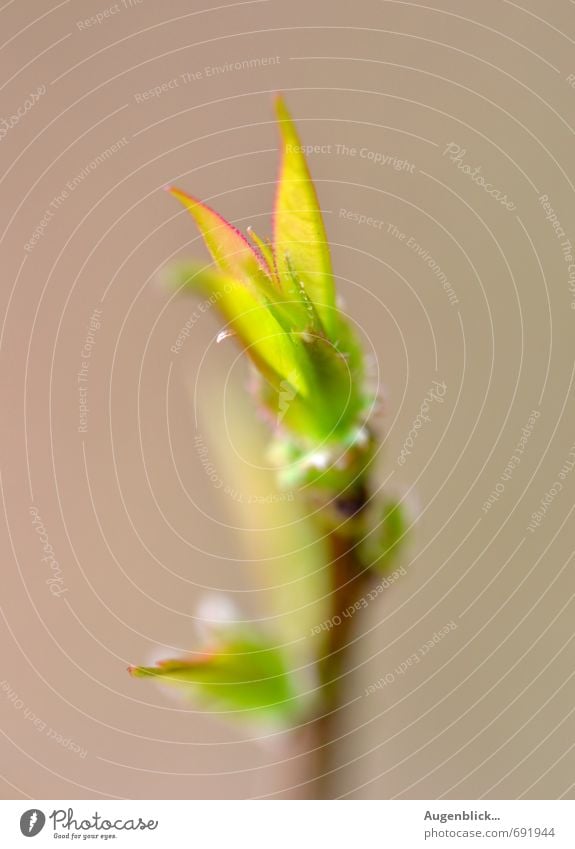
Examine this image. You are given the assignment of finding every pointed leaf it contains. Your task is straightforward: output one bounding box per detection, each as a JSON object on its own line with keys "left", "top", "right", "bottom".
{"left": 130, "top": 631, "right": 303, "bottom": 723}
{"left": 166, "top": 262, "right": 308, "bottom": 397}
{"left": 273, "top": 96, "right": 336, "bottom": 334}
{"left": 168, "top": 186, "right": 269, "bottom": 284}
{"left": 247, "top": 226, "right": 276, "bottom": 281}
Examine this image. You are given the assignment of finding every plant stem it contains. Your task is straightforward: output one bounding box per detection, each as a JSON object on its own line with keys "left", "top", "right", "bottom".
{"left": 311, "top": 529, "right": 373, "bottom": 798}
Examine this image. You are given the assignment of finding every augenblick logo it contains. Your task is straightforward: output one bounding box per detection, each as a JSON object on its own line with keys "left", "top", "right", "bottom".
{"left": 20, "top": 807, "right": 158, "bottom": 838}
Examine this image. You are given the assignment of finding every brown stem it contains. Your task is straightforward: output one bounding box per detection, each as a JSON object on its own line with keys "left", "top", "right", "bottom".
{"left": 310, "top": 531, "right": 373, "bottom": 798}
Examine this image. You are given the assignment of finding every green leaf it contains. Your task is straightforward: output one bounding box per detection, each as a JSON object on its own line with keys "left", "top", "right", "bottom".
{"left": 273, "top": 96, "right": 337, "bottom": 335}
{"left": 358, "top": 496, "right": 408, "bottom": 573}
{"left": 168, "top": 186, "right": 270, "bottom": 285}
{"left": 130, "top": 630, "right": 303, "bottom": 723}
{"left": 166, "top": 262, "right": 309, "bottom": 397}
{"left": 247, "top": 226, "right": 276, "bottom": 281}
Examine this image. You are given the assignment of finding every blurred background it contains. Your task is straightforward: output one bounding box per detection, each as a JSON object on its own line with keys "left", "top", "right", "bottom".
{"left": 0, "top": 0, "right": 574, "bottom": 799}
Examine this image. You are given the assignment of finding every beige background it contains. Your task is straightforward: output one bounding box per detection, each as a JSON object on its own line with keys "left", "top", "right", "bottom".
{"left": 1, "top": 0, "right": 574, "bottom": 799}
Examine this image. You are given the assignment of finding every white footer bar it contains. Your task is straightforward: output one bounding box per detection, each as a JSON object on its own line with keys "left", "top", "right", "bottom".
{"left": 0, "top": 799, "right": 573, "bottom": 848}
